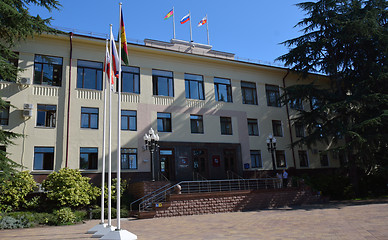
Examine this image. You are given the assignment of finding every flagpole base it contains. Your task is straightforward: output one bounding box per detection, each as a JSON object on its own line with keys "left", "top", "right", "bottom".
{"left": 91, "top": 225, "right": 116, "bottom": 238}
{"left": 87, "top": 222, "right": 108, "bottom": 234}
{"left": 100, "top": 229, "right": 137, "bottom": 240}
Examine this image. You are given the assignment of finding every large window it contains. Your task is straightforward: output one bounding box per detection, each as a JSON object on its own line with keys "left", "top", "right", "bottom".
{"left": 241, "top": 81, "right": 258, "bottom": 105}
{"left": 185, "top": 73, "right": 204, "bottom": 100}
{"left": 190, "top": 115, "right": 204, "bottom": 134}
{"left": 157, "top": 112, "right": 172, "bottom": 132}
{"left": 220, "top": 117, "right": 233, "bottom": 135}
{"left": 77, "top": 60, "right": 103, "bottom": 90}
{"left": 275, "top": 150, "right": 287, "bottom": 168}
{"left": 272, "top": 120, "right": 283, "bottom": 137}
{"left": 81, "top": 107, "right": 99, "bottom": 129}
{"left": 121, "top": 110, "right": 136, "bottom": 131}
{"left": 247, "top": 118, "right": 259, "bottom": 136}
{"left": 152, "top": 69, "right": 174, "bottom": 97}
{"left": 265, "top": 84, "right": 281, "bottom": 107}
{"left": 37, "top": 104, "right": 56, "bottom": 128}
{"left": 34, "top": 147, "right": 54, "bottom": 170}
{"left": 119, "top": 66, "right": 140, "bottom": 93}
{"left": 0, "top": 102, "right": 10, "bottom": 125}
{"left": 320, "top": 152, "right": 329, "bottom": 167}
{"left": 290, "top": 99, "right": 303, "bottom": 110}
{"left": 121, "top": 148, "right": 137, "bottom": 170}
{"left": 34, "top": 55, "right": 63, "bottom": 86}
{"left": 80, "top": 147, "right": 98, "bottom": 170}
{"left": 214, "top": 77, "right": 232, "bottom": 102}
{"left": 0, "top": 52, "right": 18, "bottom": 81}
{"left": 295, "top": 123, "right": 305, "bottom": 138}
{"left": 298, "top": 150, "right": 309, "bottom": 167}
{"left": 250, "top": 150, "right": 262, "bottom": 168}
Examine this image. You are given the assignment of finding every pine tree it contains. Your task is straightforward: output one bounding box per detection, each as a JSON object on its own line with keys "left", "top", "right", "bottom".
{"left": 277, "top": 0, "right": 388, "bottom": 196}
{"left": 0, "top": 0, "right": 61, "bottom": 179}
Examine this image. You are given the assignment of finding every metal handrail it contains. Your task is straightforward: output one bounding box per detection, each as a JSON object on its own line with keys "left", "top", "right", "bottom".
{"left": 193, "top": 172, "right": 208, "bottom": 181}
{"left": 158, "top": 172, "right": 169, "bottom": 182}
{"left": 129, "top": 181, "right": 172, "bottom": 211}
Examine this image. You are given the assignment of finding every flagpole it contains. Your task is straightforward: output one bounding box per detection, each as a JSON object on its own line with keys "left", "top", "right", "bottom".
{"left": 101, "top": 39, "right": 108, "bottom": 225}
{"left": 117, "top": 2, "right": 122, "bottom": 231}
{"left": 206, "top": 14, "right": 210, "bottom": 45}
{"left": 189, "top": 10, "right": 193, "bottom": 42}
{"left": 172, "top": 6, "right": 176, "bottom": 39}
{"left": 108, "top": 24, "right": 113, "bottom": 229}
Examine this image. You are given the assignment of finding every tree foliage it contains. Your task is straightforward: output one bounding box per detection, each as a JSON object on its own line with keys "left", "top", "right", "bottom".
{"left": 277, "top": 0, "right": 388, "bottom": 186}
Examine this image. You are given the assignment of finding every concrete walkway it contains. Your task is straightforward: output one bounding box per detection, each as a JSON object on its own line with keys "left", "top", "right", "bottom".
{"left": 1, "top": 200, "right": 388, "bottom": 239}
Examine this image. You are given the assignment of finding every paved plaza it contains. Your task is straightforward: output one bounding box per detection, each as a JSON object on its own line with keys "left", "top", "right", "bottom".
{"left": 1, "top": 200, "right": 388, "bottom": 239}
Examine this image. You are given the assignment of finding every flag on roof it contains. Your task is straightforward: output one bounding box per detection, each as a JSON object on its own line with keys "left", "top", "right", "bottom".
{"left": 104, "top": 45, "right": 114, "bottom": 85}
{"left": 180, "top": 13, "right": 190, "bottom": 24}
{"left": 198, "top": 16, "right": 207, "bottom": 27}
{"left": 164, "top": 9, "right": 173, "bottom": 20}
{"left": 110, "top": 29, "right": 120, "bottom": 79}
{"left": 120, "top": 8, "right": 129, "bottom": 66}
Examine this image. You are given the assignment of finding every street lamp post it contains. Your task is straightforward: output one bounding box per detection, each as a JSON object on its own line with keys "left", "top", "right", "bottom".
{"left": 266, "top": 134, "right": 277, "bottom": 171}
{"left": 144, "top": 128, "right": 160, "bottom": 181}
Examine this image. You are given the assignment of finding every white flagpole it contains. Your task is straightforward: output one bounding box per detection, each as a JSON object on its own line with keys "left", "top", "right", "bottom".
{"left": 173, "top": 6, "right": 176, "bottom": 39}
{"left": 108, "top": 24, "right": 113, "bottom": 229}
{"left": 189, "top": 11, "right": 193, "bottom": 42}
{"left": 117, "top": 2, "right": 122, "bottom": 231}
{"left": 206, "top": 14, "right": 210, "bottom": 45}
{"left": 101, "top": 39, "right": 108, "bottom": 225}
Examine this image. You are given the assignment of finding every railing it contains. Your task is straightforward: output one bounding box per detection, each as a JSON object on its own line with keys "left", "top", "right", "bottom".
{"left": 129, "top": 181, "right": 172, "bottom": 212}
{"left": 158, "top": 172, "right": 169, "bottom": 182}
{"left": 192, "top": 172, "right": 208, "bottom": 181}
{"left": 135, "top": 178, "right": 281, "bottom": 212}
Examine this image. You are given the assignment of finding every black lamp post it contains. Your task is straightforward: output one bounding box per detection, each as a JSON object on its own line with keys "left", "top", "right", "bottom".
{"left": 266, "top": 134, "right": 277, "bottom": 171}
{"left": 143, "top": 128, "right": 159, "bottom": 181}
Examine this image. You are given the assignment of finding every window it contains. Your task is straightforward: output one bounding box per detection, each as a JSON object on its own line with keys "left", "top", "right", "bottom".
{"left": 80, "top": 147, "right": 98, "bottom": 170}
{"left": 290, "top": 99, "right": 303, "bottom": 110}
{"left": 0, "top": 52, "right": 18, "bottom": 81}
{"left": 320, "top": 152, "right": 329, "bottom": 167}
{"left": 310, "top": 97, "right": 319, "bottom": 110}
{"left": 37, "top": 104, "right": 56, "bottom": 128}
{"left": 185, "top": 73, "right": 204, "bottom": 100}
{"left": 298, "top": 150, "right": 309, "bottom": 167}
{"left": 275, "top": 150, "right": 287, "bottom": 168}
{"left": 121, "top": 110, "right": 136, "bottom": 131}
{"left": 250, "top": 150, "right": 262, "bottom": 168}
{"left": 241, "top": 81, "right": 258, "bottom": 105}
{"left": 190, "top": 115, "right": 204, "bottom": 134}
{"left": 81, "top": 107, "right": 99, "bottom": 129}
{"left": 119, "top": 66, "right": 140, "bottom": 93}
{"left": 157, "top": 112, "right": 172, "bottom": 132}
{"left": 77, "top": 60, "right": 103, "bottom": 90}
{"left": 152, "top": 69, "right": 174, "bottom": 97}
{"left": 247, "top": 119, "right": 259, "bottom": 136}
{"left": 0, "top": 102, "right": 10, "bottom": 125}
{"left": 34, "top": 55, "right": 63, "bottom": 86}
{"left": 34, "top": 147, "right": 54, "bottom": 170}
{"left": 121, "top": 148, "right": 137, "bottom": 170}
{"left": 214, "top": 77, "right": 232, "bottom": 102}
{"left": 265, "top": 84, "right": 281, "bottom": 107}
{"left": 272, "top": 120, "right": 283, "bottom": 137}
{"left": 295, "top": 123, "right": 305, "bottom": 138}
{"left": 220, "top": 117, "right": 232, "bottom": 135}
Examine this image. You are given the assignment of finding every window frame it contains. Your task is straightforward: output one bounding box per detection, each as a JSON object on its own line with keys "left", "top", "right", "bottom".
{"left": 152, "top": 69, "right": 174, "bottom": 97}
{"left": 275, "top": 150, "right": 287, "bottom": 168}
{"left": 33, "top": 54, "right": 63, "bottom": 87}
{"left": 81, "top": 107, "right": 99, "bottom": 129}
{"left": 0, "top": 52, "right": 19, "bottom": 82}
{"left": 185, "top": 73, "right": 205, "bottom": 100}
{"left": 250, "top": 150, "right": 262, "bottom": 168}
{"left": 76, "top": 60, "right": 103, "bottom": 90}
{"left": 241, "top": 81, "right": 258, "bottom": 105}
{"left": 118, "top": 66, "right": 140, "bottom": 94}
{"left": 0, "top": 102, "right": 10, "bottom": 126}
{"left": 36, "top": 104, "right": 57, "bottom": 128}
{"left": 157, "top": 112, "right": 172, "bottom": 132}
{"left": 190, "top": 114, "right": 204, "bottom": 134}
{"left": 33, "top": 147, "right": 54, "bottom": 170}
{"left": 295, "top": 123, "right": 305, "bottom": 138}
{"left": 247, "top": 118, "right": 259, "bottom": 136}
{"left": 272, "top": 120, "right": 283, "bottom": 137}
{"left": 121, "top": 148, "right": 138, "bottom": 170}
{"left": 298, "top": 150, "right": 309, "bottom": 167}
{"left": 220, "top": 116, "right": 233, "bottom": 135}
{"left": 320, "top": 152, "right": 330, "bottom": 167}
{"left": 79, "top": 147, "right": 98, "bottom": 170}
{"left": 121, "top": 110, "right": 137, "bottom": 131}
{"left": 265, "top": 84, "right": 281, "bottom": 107}
{"left": 214, "top": 77, "right": 233, "bottom": 102}
{"left": 290, "top": 98, "right": 304, "bottom": 110}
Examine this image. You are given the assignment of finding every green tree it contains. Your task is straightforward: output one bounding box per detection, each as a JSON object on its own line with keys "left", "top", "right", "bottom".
{"left": 277, "top": 0, "right": 388, "bottom": 196}
{"left": 0, "top": 0, "right": 61, "bottom": 178}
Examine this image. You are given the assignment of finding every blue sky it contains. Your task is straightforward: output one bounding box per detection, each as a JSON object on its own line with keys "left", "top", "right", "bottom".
{"left": 28, "top": 0, "right": 306, "bottom": 66}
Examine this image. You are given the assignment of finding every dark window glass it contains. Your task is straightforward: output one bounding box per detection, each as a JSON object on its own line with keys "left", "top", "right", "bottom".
{"left": 0, "top": 102, "right": 10, "bottom": 125}
{"left": 121, "top": 148, "right": 137, "bottom": 169}
{"left": 247, "top": 119, "right": 259, "bottom": 136}
{"left": 34, "top": 55, "right": 62, "bottom": 86}
{"left": 220, "top": 117, "right": 232, "bottom": 135}
{"left": 81, "top": 107, "right": 99, "bottom": 129}
{"left": 37, "top": 104, "right": 56, "bottom": 127}
{"left": 250, "top": 150, "right": 262, "bottom": 168}
{"left": 320, "top": 152, "right": 329, "bottom": 167}
{"left": 152, "top": 69, "right": 174, "bottom": 97}
{"left": 295, "top": 123, "right": 305, "bottom": 138}
{"left": 290, "top": 98, "right": 303, "bottom": 110}
{"left": 34, "top": 147, "right": 54, "bottom": 170}
{"left": 185, "top": 73, "right": 204, "bottom": 100}
{"left": 121, "top": 110, "right": 137, "bottom": 131}
{"left": 241, "top": 81, "right": 258, "bottom": 105}
{"left": 77, "top": 60, "right": 103, "bottom": 90}
{"left": 80, "top": 147, "right": 98, "bottom": 170}
{"left": 119, "top": 66, "right": 140, "bottom": 93}
{"left": 157, "top": 112, "right": 172, "bottom": 132}
{"left": 214, "top": 77, "right": 232, "bottom": 102}
{"left": 310, "top": 97, "right": 319, "bottom": 110}
{"left": 299, "top": 150, "right": 309, "bottom": 167}
{"left": 0, "top": 52, "right": 19, "bottom": 81}
{"left": 272, "top": 120, "right": 283, "bottom": 137}
{"left": 275, "top": 150, "right": 287, "bottom": 168}
{"left": 266, "top": 84, "right": 281, "bottom": 107}
{"left": 190, "top": 115, "right": 204, "bottom": 134}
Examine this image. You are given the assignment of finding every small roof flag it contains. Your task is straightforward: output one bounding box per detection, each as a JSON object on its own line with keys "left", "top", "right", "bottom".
{"left": 110, "top": 29, "right": 120, "bottom": 78}
{"left": 104, "top": 45, "right": 114, "bottom": 85}
{"left": 120, "top": 8, "right": 129, "bottom": 66}
{"left": 180, "top": 13, "right": 190, "bottom": 24}
{"left": 198, "top": 16, "right": 207, "bottom": 27}
{"left": 164, "top": 9, "right": 173, "bottom": 20}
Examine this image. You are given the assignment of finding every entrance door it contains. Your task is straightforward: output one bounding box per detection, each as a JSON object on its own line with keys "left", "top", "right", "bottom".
{"left": 159, "top": 149, "right": 174, "bottom": 180}
{"left": 192, "top": 149, "right": 207, "bottom": 179}
{"left": 224, "top": 149, "right": 236, "bottom": 173}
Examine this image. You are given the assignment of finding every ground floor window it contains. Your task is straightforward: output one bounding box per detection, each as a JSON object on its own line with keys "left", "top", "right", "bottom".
{"left": 34, "top": 147, "right": 54, "bottom": 170}
{"left": 250, "top": 150, "right": 262, "bottom": 168}
{"left": 80, "top": 147, "right": 98, "bottom": 170}
{"left": 121, "top": 148, "right": 137, "bottom": 170}
{"left": 275, "top": 150, "right": 287, "bottom": 168}
{"left": 298, "top": 150, "right": 309, "bottom": 167}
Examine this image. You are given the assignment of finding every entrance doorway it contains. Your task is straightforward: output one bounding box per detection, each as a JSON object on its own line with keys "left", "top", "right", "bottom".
{"left": 224, "top": 149, "right": 236, "bottom": 173}
{"left": 159, "top": 149, "right": 174, "bottom": 180}
{"left": 192, "top": 149, "right": 207, "bottom": 179}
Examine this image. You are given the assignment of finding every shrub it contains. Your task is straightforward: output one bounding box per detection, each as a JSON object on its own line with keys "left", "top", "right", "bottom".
{"left": 0, "top": 171, "right": 36, "bottom": 211}
{"left": 0, "top": 215, "right": 32, "bottom": 229}
{"left": 54, "top": 207, "right": 76, "bottom": 225}
{"left": 42, "top": 168, "right": 100, "bottom": 208}
{"left": 91, "top": 207, "right": 128, "bottom": 219}
{"left": 104, "top": 178, "right": 128, "bottom": 205}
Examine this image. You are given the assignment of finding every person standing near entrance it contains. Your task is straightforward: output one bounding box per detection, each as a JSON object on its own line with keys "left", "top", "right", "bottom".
{"left": 282, "top": 169, "right": 288, "bottom": 188}
{"left": 276, "top": 171, "right": 282, "bottom": 188}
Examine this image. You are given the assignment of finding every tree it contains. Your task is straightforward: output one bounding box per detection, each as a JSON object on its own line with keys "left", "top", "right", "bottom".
{"left": 0, "top": 0, "right": 61, "bottom": 178}
{"left": 277, "top": 0, "right": 388, "bottom": 196}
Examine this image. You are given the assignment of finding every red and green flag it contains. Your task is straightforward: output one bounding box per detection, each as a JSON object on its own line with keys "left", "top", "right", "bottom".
{"left": 164, "top": 9, "right": 173, "bottom": 20}
{"left": 120, "top": 8, "right": 129, "bottom": 66}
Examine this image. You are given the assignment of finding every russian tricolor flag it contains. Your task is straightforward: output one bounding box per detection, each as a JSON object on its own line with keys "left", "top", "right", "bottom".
{"left": 110, "top": 29, "right": 120, "bottom": 79}
{"left": 180, "top": 13, "right": 190, "bottom": 24}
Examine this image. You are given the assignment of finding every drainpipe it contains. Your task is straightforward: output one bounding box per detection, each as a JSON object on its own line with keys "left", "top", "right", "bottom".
{"left": 282, "top": 69, "right": 296, "bottom": 168}
{"left": 65, "top": 32, "right": 73, "bottom": 168}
